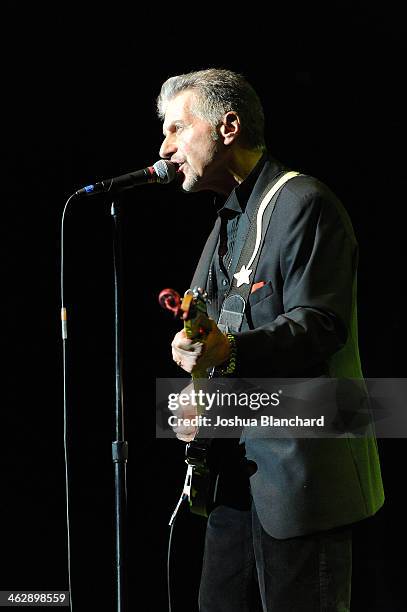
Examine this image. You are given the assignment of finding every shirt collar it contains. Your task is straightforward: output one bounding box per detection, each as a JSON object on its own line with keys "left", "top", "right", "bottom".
{"left": 215, "top": 151, "right": 268, "bottom": 216}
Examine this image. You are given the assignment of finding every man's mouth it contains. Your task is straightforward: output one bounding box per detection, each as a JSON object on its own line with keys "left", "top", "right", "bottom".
{"left": 173, "top": 161, "right": 186, "bottom": 173}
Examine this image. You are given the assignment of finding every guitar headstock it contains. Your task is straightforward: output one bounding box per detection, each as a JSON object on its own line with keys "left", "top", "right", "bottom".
{"left": 158, "top": 286, "right": 212, "bottom": 340}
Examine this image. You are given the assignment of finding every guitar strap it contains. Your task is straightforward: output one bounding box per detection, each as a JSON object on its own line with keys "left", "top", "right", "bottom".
{"left": 217, "top": 171, "right": 300, "bottom": 333}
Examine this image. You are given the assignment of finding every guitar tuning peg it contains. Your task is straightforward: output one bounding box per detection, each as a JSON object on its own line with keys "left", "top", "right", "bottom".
{"left": 158, "top": 288, "right": 182, "bottom": 316}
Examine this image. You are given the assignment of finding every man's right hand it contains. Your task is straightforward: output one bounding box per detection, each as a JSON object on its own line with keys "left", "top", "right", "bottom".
{"left": 170, "top": 381, "right": 199, "bottom": 442}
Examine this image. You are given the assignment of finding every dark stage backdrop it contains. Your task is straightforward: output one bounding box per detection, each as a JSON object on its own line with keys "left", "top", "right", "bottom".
{"left": 2, "top": 5, "right": 406, "bottom": 611}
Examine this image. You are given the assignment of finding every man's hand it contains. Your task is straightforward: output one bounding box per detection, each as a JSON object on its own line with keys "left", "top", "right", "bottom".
{"left": 170, "top": 381, "right": 199, "bottom": 442}
{"left": 171, "top": 319, "right": 231, "bottom": 375}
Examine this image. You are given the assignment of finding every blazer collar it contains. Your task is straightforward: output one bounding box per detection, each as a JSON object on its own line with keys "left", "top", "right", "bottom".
{"left": 244, "top": 155, "right": 289, "bottom": 221}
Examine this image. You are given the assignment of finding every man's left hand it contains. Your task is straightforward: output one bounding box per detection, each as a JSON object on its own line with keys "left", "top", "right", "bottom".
{"left": 171, "top": 319, "right": 231, "bottom": 375}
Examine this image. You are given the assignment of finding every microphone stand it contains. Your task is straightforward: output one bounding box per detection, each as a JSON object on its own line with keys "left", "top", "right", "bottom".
{"left": 111, "top": 200, "right": 128, "bottom": 612}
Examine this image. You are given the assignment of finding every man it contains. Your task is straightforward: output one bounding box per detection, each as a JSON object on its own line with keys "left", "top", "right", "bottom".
{"left": 157, "top": 69, "right": 384, "bottom": 611}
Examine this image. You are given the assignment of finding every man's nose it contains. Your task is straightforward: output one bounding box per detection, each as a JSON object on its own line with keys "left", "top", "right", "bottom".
{"left": 159, "top": 134, "right": 176, "bottom": 159}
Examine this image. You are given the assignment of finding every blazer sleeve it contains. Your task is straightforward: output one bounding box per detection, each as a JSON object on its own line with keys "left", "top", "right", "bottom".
{"left": 232, "top": 182, "right": 358, "bottom": 376}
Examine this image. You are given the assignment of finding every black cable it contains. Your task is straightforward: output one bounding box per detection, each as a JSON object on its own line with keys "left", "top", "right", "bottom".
{"left": 167, "top": 494, "right": 188, "bottom": 612}
{"left": 60, "top": 193, "right": 78, "bottom": 612}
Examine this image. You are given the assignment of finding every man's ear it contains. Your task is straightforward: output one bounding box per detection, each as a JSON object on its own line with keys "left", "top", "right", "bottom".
{"left": 219, "top": 111, "right": 241, "bottom": 145}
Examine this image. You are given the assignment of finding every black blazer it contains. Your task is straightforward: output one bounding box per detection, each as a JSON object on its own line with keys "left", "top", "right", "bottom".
{"left": 191, "top": 157, "right": 384, "bottom": 538}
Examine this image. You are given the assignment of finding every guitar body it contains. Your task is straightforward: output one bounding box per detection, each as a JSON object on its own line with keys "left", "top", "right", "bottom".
{"left": 159, "top": 287, "right": 218, "bottom": 518}
{"left": 185, "top": 439, "right": 217, "bottom": 517}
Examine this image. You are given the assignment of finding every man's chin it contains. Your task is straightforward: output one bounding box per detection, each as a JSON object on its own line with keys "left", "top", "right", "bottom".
{"left": 180, "top": 175, "right": 199, "bottom": 193}
{"left": 181, "top": 184, "right": 196, "bottom": 193}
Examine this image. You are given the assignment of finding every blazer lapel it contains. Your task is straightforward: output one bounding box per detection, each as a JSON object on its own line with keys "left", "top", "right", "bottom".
{"left": 190, "top": 216, "right": 221, "bottom": 289}
{"left": 244, "top": 157, "right": 288, "bottom": 220}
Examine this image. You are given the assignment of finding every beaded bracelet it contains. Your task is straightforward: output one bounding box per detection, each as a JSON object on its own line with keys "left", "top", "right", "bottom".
{"left": 216, "top": 333, "right": 237, "bottom": 376}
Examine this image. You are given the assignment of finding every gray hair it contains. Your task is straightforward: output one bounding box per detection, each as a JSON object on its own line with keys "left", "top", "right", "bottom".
{"left": 157, "top": 68, "right": 266, "bottom": 151}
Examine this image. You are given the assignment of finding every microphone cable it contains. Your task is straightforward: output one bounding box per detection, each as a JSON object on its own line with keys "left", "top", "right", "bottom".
{"left": 59, "top": 193, "right": 78, "bottom": 612}
{"left": 167, "top": 495, "right": 189, "bottom": 612}
{"left": 167, "top": 463, "right": 194, "bottom": 612}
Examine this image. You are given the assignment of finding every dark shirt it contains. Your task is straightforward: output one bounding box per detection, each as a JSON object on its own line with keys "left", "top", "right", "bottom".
{"left": 207, "top": 153, "right": 268, "bottom": 511}
{"left": 207, "top": 153, "right": 268, "bottom": 319}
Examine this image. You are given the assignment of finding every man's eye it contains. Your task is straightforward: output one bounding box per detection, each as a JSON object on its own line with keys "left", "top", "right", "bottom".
{"left": 175, "top": 124, "right": 183, "bottom": 132}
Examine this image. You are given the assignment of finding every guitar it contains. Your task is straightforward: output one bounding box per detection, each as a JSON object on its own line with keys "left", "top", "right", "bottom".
{"left": 159, "top": 287, "right": 219, "bottom": 518}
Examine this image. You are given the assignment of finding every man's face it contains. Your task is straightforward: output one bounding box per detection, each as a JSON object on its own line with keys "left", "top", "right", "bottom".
{"left": 160, "top": 90, "right": 226, "bottom": 193}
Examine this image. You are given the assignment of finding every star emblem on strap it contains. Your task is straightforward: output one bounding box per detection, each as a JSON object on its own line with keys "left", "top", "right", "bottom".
{"left": 234, "top": 265, "right": 253, "bottom": 287}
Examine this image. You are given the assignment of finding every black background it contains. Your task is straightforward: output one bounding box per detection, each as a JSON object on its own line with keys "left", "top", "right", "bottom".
{"left": 2, "top": 3, "right": 406, "bottom": 610}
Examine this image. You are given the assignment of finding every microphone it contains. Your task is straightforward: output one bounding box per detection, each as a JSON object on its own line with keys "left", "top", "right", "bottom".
{"left": 75, "top": 160, "right": 177, "bottom": 196}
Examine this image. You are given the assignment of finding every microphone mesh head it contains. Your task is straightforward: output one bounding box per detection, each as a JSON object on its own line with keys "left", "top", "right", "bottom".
{"left": 153, "top": 160, "right": 177, "bottom": 184}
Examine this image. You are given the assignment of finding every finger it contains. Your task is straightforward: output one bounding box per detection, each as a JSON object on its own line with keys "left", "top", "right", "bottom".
{"left": 172, "top": 329, "right": 191, "bottom": 345}
{"left": 172, "top": 339, "right": 202, "bottom": 354}
{"left": 172, "top": 350, "right": 199, "bottom": 372}
{"left": 176, "top": 432, "right": 196, "bottom": 442}
{"left": 172, "top": 345, "right": 203, "bottom": 361}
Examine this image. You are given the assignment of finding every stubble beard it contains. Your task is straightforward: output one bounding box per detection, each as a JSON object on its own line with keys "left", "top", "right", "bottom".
{"left": 181, "top": 169, "right": 199, "bottom": 193}
{"left": 181, "top": 137, "right": 219, "bottom": 193}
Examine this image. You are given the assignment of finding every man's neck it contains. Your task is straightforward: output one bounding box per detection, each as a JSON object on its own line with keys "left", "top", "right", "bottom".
{"left": 211, "top": 147, "right": 265, "bottom": 196}
{"left": 228, "top": 148, "right": 264, "bottom": 186}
